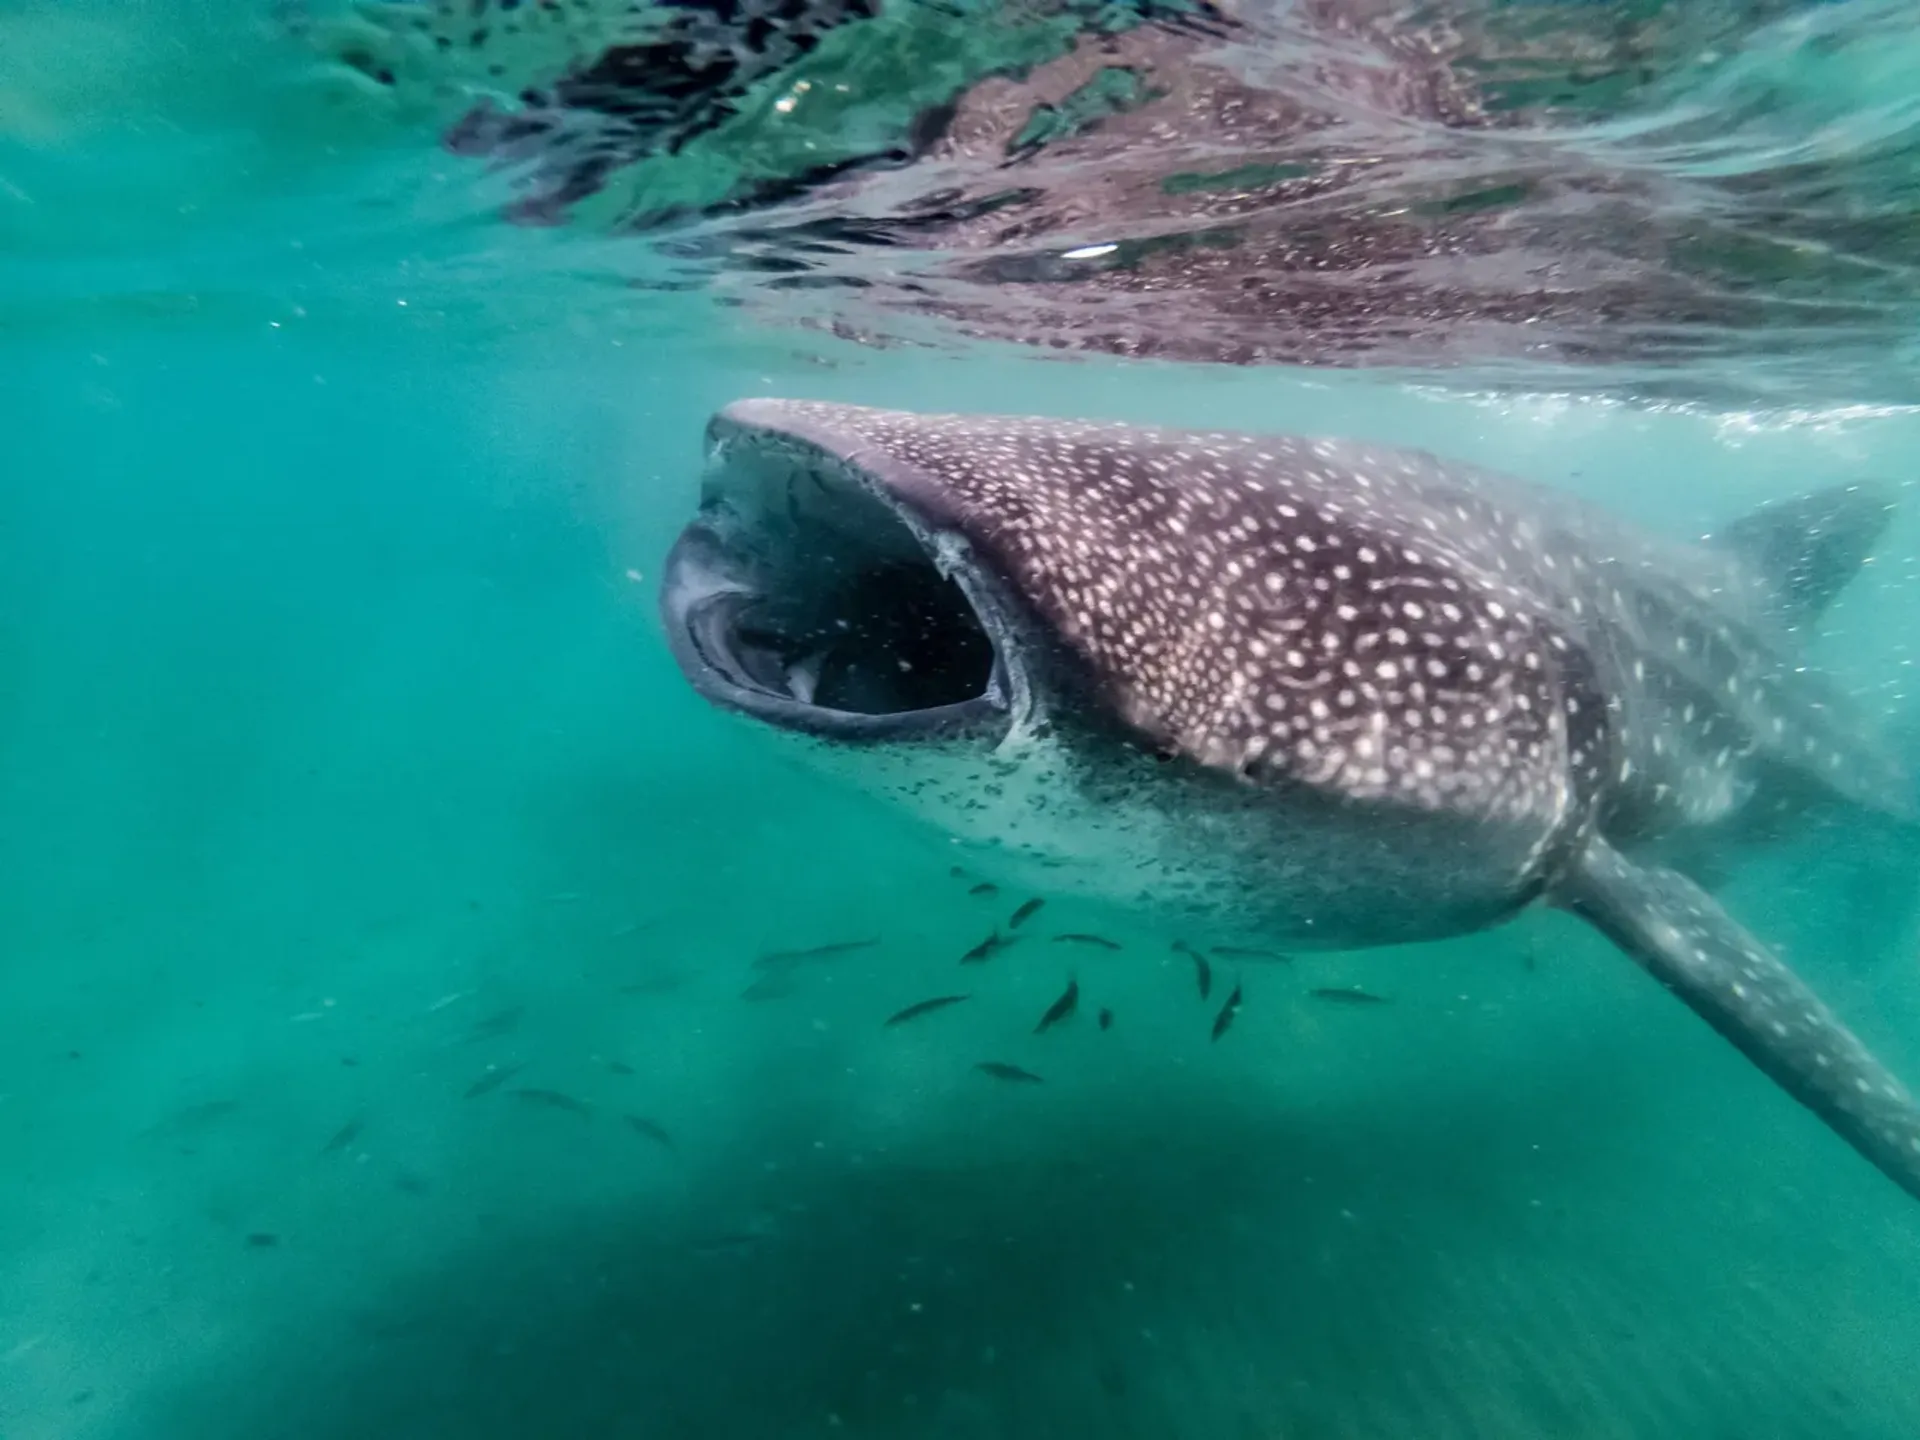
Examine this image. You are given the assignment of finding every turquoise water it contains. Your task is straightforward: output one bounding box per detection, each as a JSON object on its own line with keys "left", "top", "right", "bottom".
{"left": 7, "top": 3, "right": 1920, "bottom": 1437}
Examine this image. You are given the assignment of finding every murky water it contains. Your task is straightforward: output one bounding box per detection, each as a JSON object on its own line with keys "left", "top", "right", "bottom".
{"left": 5, "top": 2, "right": 1920, "bottom": 1437}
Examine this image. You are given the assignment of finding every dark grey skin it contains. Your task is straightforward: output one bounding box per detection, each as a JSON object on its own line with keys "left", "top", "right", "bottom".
{"left": 659, "top": 398, "right": 1920, "bottom": 1203}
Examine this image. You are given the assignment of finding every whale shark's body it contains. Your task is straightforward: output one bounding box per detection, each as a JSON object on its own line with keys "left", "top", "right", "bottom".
{"left": 659, "top": 399, "right": 1920, "bottom": 1202}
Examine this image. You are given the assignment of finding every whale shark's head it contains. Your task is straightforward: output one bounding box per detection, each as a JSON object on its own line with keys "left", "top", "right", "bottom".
{"left": 663, "top": 397, "right": 1171, "bottom": 902}
{"left": 658, "top": 400, "right": 1046, "bottom": 753}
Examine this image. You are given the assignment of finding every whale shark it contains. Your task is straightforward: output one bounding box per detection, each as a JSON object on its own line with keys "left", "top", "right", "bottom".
{"left": 658, "top": 398, "right": 1920, "bottom": 1202}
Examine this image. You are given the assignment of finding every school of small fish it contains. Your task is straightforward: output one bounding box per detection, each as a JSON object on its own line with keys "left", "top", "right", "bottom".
{"left": 205, "top": 863, "right": 1415, "bottom": 1255}
{"left": 680, "top": 866, "right": 1408, "bottom": 1093}
{"left": 848, "top": 868, "right": 1404, "bottom": 1083}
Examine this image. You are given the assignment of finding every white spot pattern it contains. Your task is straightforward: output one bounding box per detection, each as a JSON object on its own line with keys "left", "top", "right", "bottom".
{"left": 718, "top": 399, "right": 1909, "bottom": 842}
{"left": 727, "top": 401, "right": 1624, "bottom": 829}
{"left": 1577, "top": 841, "right": 1920, "bottom": 1199}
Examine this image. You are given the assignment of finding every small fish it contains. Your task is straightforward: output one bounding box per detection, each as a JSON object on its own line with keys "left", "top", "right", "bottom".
{"left": 976, "top": 1061, "right": 1045, "bottom": 1084}
{"left": 885, "top": 994, "right": 972, "bottom": 1027}
{"left": 592, "top": 1055, "right": 636, "bottom": 1076}
{"left": 463, "top": 1005, "right": 525, "bottom": 1042}
{"left": 462, "top": 1062, "right": 526, "bottom": 1099}
{"left": 1053, "top": 933, "right": 1120, "bottom": 951}
{"left": 1210, "top": 945, "right": 1291, "bottom": 963}
{"left": 623, "top": 1115, "right": 676, "bottom": 1151}
{"left": 510, "top": 1088, "right": 593, "bottom": 1118}
{"left": 1189, "top": 947, "right": 1213, "bottom": 1001}
{"left": 1097, "top": 1007, "right": 1114, "bottom": 1031}
{"left": 740, "top": 974, "right": 798, "bottom": 1002}
{"left": 245, "top": 1232, "right": 280, "bottom": 1249}
{"left": 1211, "top": 982, "right": 1244, "bottom": 1042}
{"left": 754, "top": 938, "right": 879, "bottom": 970}
{"left": 1034, "top": 977, "right": 1080, "bottom": 1034}
{"left": 968, "top": 882, "right": 1000, "bottom": 898}
{"left": 320, "top": 1117, "right": 364, "bottom": 1155}
{"left": 949, "top": 865, "right": 969, "bottom": 879}
{"left": 1311, "top": 987, "right": 1392, "bottom": 1006}
{"left": 1008, "top": 898, "right": 1046, "bottom": 928}
{"left": 960, "top": 931, "right": 1014, "bottom": 964}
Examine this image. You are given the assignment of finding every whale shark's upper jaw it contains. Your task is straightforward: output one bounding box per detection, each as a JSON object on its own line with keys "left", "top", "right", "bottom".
{"left": 659, "top": 403, "right": 1023, "bottom": 745}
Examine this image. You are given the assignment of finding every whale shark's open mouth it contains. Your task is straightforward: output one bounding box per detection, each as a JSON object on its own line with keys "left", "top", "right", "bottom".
{"left": 659, "top": 406, "right": 1017, "bottom": 743}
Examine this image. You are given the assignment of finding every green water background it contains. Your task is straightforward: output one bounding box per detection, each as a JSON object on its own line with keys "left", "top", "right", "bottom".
{"left": 6, "top": 3, "right": 1920, "bottom": 1436}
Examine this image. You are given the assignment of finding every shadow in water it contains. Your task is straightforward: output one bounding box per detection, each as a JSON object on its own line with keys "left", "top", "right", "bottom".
{"left": 133, "top": 1067, "right": 1920, "bottom": 1440}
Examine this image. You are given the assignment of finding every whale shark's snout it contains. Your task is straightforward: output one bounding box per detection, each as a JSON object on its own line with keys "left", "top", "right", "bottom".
{"left": 660, "top": 399, "right": 1028, "bottom": 745}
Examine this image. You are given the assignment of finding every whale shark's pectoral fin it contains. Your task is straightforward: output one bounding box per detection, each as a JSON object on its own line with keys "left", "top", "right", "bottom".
{"left": 1552, "top": 838, "right": 1920, "bottom": 1202}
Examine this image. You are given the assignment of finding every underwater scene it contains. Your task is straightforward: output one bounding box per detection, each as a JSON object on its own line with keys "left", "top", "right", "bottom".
{"left": 6, "top": 0, "right": 1920, "bottom": 1436}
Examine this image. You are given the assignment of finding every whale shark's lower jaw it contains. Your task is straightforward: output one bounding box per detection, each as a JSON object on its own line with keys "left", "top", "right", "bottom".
{"left": 658, "top": 417, "right": 1019, "bottom": 746}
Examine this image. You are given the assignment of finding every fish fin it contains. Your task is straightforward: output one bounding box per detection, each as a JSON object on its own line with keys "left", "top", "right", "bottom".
{"left": 1585, "top": 523, "right": 1913, "bottom": 824}
{"left": 1552, "top": 838, "right": 1920, "bottom": 1204}
{"left": 1735, "top": 676, "right": 1920, "bottom": 827}
{"left": 1704, "top": 479, "right": 1898, "bottom": 633}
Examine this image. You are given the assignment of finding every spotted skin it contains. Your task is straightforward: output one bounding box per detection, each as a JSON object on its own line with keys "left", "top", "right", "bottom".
{"left": 710, "top": 402, "right": 1907, "bottom": 833}
{"left": 670, "top": 400, "right": 1920, "bottom": 1203}
{"left": 1561, "top": 839, "right": 1920, "bottom": 1188}
{"left": 1566, "top": 844, "right": 1920, "bottom": 1175}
